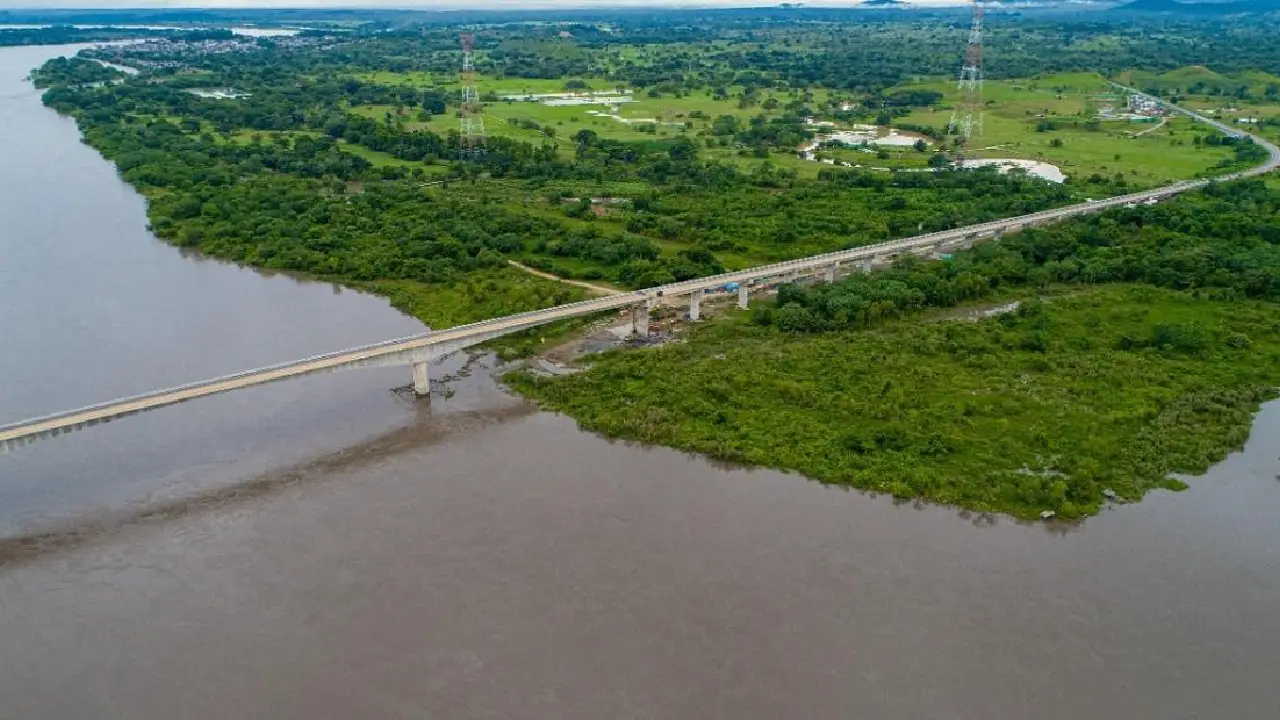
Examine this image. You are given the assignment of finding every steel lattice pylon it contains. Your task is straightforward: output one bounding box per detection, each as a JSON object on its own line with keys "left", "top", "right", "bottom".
{"left": 948, "top": 0, "right": 984, "bottom": 166}
{"left": 459, "top": 32, "right": 485, "bottom": 156}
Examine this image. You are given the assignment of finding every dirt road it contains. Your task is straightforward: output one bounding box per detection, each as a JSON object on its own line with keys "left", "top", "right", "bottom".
{"left": 507, "top": 260, "right": 622, "bottom": 296}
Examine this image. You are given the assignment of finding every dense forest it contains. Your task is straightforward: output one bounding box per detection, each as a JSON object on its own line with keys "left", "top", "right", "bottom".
{"left": 33, "top": 41, "right": 1098, "bottom": 318}
{"left": 512, "top": 181, "right": 1280, "bottom": 519}
{"left": 753, "top": 180, "right": 1280, "bottom": 333}
{"left": 29, "top": 10, "right": 1279, "bottom": 323}
{"left": 30, "top": 56, "right": 123, "bottom": 88}
{"left": 0, "top": 25, "right": 235, "bottom": 48}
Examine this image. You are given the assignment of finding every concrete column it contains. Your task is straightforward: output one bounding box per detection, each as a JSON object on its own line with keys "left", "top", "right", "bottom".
{"left": 631, "top": 301, "right": 650, "bottom": 336}
{"left": 737, "top": 283, "right": 749, "bottom": 310}
{"left": 824, "top": 262, "right": 839, "bottom": 283}
{"left": 860, "top": 258, "right": 874, "bottom": 273}
{"left": 412, "top": 360, "right": 430, "bottom": 397}
{"left": 689, "top": 289, "right": 703, "bottom": 321}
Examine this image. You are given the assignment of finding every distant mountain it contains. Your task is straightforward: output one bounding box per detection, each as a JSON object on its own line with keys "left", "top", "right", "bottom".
{"left": 1116, "top": 0, "right": 1280, "bottom": 13}
{"left": 861, "top": 0, "right": 909, "bottom": 7}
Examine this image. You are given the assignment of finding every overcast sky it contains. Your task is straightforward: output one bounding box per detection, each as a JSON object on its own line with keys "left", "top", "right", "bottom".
{"left": 0, "top": 1, "right": 976, "bottom": 10}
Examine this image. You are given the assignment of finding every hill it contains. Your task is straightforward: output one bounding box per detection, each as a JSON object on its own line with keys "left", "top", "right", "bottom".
{"left": 1117, "top": 0, "right": 1280, "bottom": 13}
{"left": 1116, "top": 65, "right": 1280, "bottom": 96}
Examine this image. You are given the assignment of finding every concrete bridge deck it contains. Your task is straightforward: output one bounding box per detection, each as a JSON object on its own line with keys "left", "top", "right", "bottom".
{"left": 2, "top": 93, "right": 1277, "bottom": 453}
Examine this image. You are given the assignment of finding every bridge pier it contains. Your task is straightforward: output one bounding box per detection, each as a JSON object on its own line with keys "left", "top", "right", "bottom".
{"left": 689, "top": 289, "right": 703, "bottom": 321}
{"left": 412, "top": 360, "right": 430, "bottom": 397}
{"left": 631, "top": 300, "right": 651, "bottom": 336}
{"left": 860, "top": 258, "right": 874, "bottom": 273}
{"left": 823, "top": 262, "right": 839, "bottom": 283}
{"left": 738, "top": 283, "right": 749, "bottom": 309}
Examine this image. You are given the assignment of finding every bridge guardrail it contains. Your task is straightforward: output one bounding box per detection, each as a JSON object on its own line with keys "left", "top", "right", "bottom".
{"left": 3, "top": 90, "right": 1277, "bottom": 443}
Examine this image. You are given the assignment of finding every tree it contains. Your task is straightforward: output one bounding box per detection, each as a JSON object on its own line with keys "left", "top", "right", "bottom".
{"left": 668, "top": 137, "right": 698, "bottom": 162}
{"left": 711, "top": 115, "right": 740, "bottom": 136}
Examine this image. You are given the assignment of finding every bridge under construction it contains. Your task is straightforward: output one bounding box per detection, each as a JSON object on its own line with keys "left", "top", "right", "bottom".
{"left": 1, "top": 89, "right": 1277, "bottom": 454}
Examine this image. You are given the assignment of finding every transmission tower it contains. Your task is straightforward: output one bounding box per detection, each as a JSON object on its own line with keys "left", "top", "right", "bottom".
{"left": 459, "top": 32, "right": 485, "bottom": 156}
{"left": 948, "top": 0, "right": 984, "bottom": 166}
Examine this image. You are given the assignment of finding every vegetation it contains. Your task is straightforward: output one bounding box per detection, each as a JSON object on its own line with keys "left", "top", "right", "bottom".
{"left": 17, "top": 9, "right": 1280, "bottom": 516}
{"left": 0, "top": 25, "right": 212, "bottom": 48}
{"left": 30, "top": 56, "right": 123, "bottom": 88}
{"left": 511, "top": 182, "right": 1280, "bottom": 519}
{"left": 36, "top": 19, "right": 1151, "bottom": 329}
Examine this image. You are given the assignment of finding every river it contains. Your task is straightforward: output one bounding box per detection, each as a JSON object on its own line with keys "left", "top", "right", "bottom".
{"left": 0, "top": 25, "right": 302, "bottom": 37}
{"left": 1, "top": 43, "right": 1279, "bottom": 719}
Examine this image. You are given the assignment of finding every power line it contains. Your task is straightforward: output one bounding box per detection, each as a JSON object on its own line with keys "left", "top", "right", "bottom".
{"left": 459, "top": 32, "right": 485, "bottom": 157}
{"left": 948, "top": 0, "right": 984, "bottom": 167}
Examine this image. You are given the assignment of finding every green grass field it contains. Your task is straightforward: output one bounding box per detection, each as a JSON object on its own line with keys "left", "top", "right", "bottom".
{"left": 1116, "top": 66, "right": 1280, "bottom": 97}
{"left": 350, "top": 71, "right": 831, "bottom": 144}
{"left": 347, "top": 71, "right": 591, "bottom": 95}
{"left": 344, "top": 68, "right": 1254, "bottom": 185}
{"left": 1180, "top": 99, "right": 1280, "bottom": 143}
{"left": 890, "top": 73, "right": 1236, "bottom": 185}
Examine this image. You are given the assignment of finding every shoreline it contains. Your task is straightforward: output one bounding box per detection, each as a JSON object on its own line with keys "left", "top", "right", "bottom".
{"left": 507, "top": 282, "right": 1280, "bottom": 521}
{"left": 16, "top": 45, "right": 1280, "bottom": 523}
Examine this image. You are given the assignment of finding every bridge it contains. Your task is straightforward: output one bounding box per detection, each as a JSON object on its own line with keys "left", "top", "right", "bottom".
{"left": 2, "top": 94, "right": 1278, "bottom": 454}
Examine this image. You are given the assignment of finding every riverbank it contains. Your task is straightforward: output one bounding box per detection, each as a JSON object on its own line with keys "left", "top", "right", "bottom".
{"left": 510, "top": 284, "right": 1280, "bottom": 520}
{"left": 506, "top": 179, "right": 1280, "bottom": 519}
{"left": 5, "top": 339, "right": 1280, "bottom": 718}
{"left": 21, "top": 40, "right": 1280, "bottom": 521}
{"left": 7, "top": 38, "right": 1280, "bottom": 720}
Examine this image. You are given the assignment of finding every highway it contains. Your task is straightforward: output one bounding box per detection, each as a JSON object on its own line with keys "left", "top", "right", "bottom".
{"left": 2, "top": 92, "right": 1277, "bottom": 452}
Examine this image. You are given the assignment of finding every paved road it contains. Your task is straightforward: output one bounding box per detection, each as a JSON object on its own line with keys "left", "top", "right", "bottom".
{"left": 0, "top": 290, "right": 645, "bottom": 449}
{"left": 3, "top": 92, "right": 1277, "bottom": 450}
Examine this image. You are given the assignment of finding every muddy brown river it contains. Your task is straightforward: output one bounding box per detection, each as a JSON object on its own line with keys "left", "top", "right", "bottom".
{"left": 2, "top": 44, "right": 1279, "bottom": 719}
